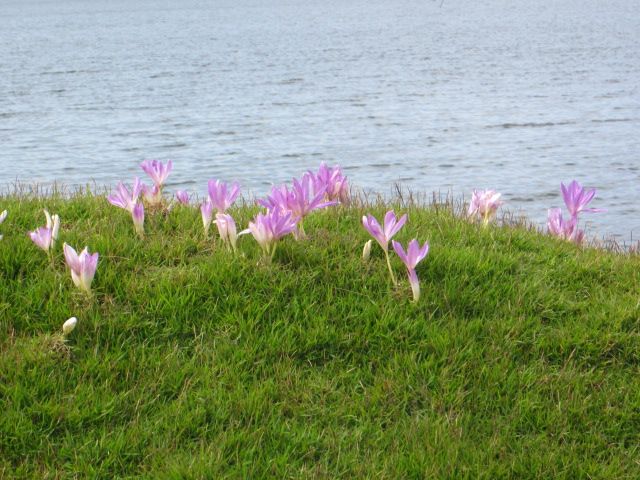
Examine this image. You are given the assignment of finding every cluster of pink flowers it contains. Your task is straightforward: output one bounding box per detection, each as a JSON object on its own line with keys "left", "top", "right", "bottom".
{"left": 362, "top": 210, "right": 429, "bottom": 302}
{"left": 1, "top": 157, "right": 606, "bottom": 308}
{"left": 19, "top": 209, "right": 100, "bottom": 294}
{"left": 547, "top": 180, "right": 603, "bottom": 245}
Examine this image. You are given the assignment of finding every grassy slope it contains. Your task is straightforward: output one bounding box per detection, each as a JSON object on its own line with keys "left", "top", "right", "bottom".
{"left": 0, "top": 193, "right": 639, "bottom": 479}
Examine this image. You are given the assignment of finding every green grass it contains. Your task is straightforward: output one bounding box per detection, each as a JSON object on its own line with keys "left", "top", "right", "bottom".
{"left": 1, "top": 192, "right": 639, "bottom": 479}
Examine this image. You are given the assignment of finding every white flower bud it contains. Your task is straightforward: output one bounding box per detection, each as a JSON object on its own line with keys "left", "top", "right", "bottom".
{"left": 62, "top": 317, "right": 77, "bottom": 336}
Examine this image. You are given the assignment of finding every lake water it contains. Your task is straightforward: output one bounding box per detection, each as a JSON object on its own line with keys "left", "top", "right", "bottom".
{"left": 1, "top": 0, "right": 639, "bottom": 241}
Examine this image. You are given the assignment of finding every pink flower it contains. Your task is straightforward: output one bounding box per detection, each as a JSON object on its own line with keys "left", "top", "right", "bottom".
{"left": 63, "top": 243, "right": 99, "bottom": 293}
{"left": 362, "top": 210, "right": 407, "bottom": 284}
{"left": 240, "top": 209, "right": 298, "bottom": 260}
{"left": 361, "top": 210, "right": 407, "bottom": 253}
{"left": 108, "top": 178, "right": 143, "bottom": 212}
{"left": 132, "top": 202, "right": 145, "bottom": 238}
{"left": 28, "top": 210, "right": 60, "bottom": 253}
{"left": 208, "top": 179, "right": 240, "bottom": 212}
{"left": 175, "top": 190, "right": 190, "bottom": 205}
{"left": 201, "top": 200, "right": 214, "bottom": 236}
{"left": 140, "top": 160, "right": 172, "bottom": 187}
{"left": 468, "top": 189, "right": 503, "bottom": 225}
{"left": 29, "top": 227, "right": 53, "bottom": 252}
{"left": 547, "top": 208, "right": 584, "bottom": 244}
{"left": 309, "top": 163, "right": 349, "bottom": 203}
{"left": 142, "top": 183, "right": 162, "bottom": 206}
{"left": 561, "top": 180, "right": 603, "bottom": 218}
{"left": 392, "top": 239, "right": 429, "bottom": 302}
{"left": 215, "top": 213, "right": 238, "bottom": 251}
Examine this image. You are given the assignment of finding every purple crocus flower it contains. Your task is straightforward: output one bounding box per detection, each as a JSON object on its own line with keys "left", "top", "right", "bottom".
{"left": 561, "top": 180, "right": 603, "bottom": 218}
{"left": 140, "top": 160, "right": 173, "bottom": 188}
{"left": 63, "top": 243, "right": 99, "bottom": 293}
{"left": 201, "top": 200, "right": 214, "bottom": 236}
{"left": 132, "top": 202, "right": 145, "bottom": 238}
{"left": 208, "top": 179, "right": 240, "bottom": 213}
{"left": 362, "top": 211, "right": 407, "bottom": 253}
{"left": 28, "top": 210, "right": 60, "bottom": 253}
{"left": 240, "top": 209, "right": 298, "bottom": 260}
{"left": 142, "top": 183, "right": 162, "bottom": 207}
{"left": 392, "top": 239, "right": 430, "bottom": 302}
{"left": 310, "top": 163, "right": 349, "bottom": 203}
{"left": 108, "top": 178, "right": 143, "bottom": 212}
{"left": 215, "top": 213, "right": 238, "bottom": 251}
{"left": 260, "top": 174, "right": 336, "bottom": 237}
{"left": 175, "top": 190, "right": 190, "bottom": 205}
{"left": 29, "top": 226, "right": 53, "bottom": 252}
{"left": 362, "top": 210, "right": 407, "bottom": 284}
{"left": 468, "top": 189, "right": 503, "bottom": 225}
{"left": 257, "top": 184, "right": 290, "bottom": 212}
{"left": 547, "top": 208, "right": 584, "bottom": 244}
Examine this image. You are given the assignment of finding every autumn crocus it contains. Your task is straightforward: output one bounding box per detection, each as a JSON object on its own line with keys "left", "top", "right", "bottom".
{"left": 62, "top": 317, "right": 77, "bottom": 336}
{"left": 561, "top": 180, "right": 603, "bottom": 218}
{"left": 362, "top": 210, "right": 407, "bottom": 284}
{"left": 132, "top": 202, "right": 145, "bottom": 238}
{"left": 259, "top": 174, "right": 336, "bottom": 237}
{"left": 207, "top": 179, "right": 240, "bottom": 212}
{"left": 175, "top": 190, "right": 189, "bottom": 205}
{"left": 215, "top": 213, "right": 238, "bottom": 251}
{"left": 29, "top": 227, "right": 53, "bottom": 252}
{"left": 140, "top": 159, "right": 172, "bottom": 189}
{"left": 547, "top": 208, "right": 584, "bottom": 244}
{"left": 63, "top": 243, "right": 99, "bottom": 294}
{"left": 29, "top": 210, "right": 59, "bottom": 254}
{"left": 310, "top": 163, "right": 349, "bottom": 203}
{"left": 142, "top": 183, "right": 162, "bottom": 207}
{"left": 0, "top": 209, "right": 7, "bottom": 240}
{"left": 392, "top": 239, "right": 429, "bottom": 302}
{"left": 201, "top": 200, "right": 214, "bottom": 236}
{"left": 468, "top": 189, "right": 503, "bottom": 226}
{"left": 108, "top": 178, "right": 143, "bottom": 212}
{"left": 240, "top": 209, "right": 298, "bottom": 261}
{"left": 362, "top": 239, "right": 372, "bottom": 261}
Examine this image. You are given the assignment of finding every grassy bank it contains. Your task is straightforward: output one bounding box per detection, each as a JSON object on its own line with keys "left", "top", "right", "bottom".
{"left": 1, "top": 193, "right": 639, "bottom": 479}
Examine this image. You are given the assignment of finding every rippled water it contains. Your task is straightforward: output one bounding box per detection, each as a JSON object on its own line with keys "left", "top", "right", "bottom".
{"left": 1, "top": 0, "right": 639, "bottom": 240}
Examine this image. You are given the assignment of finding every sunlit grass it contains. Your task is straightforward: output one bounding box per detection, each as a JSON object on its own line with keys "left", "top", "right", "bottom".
{"left": 1, "top": 192, "right": 639, "bottom": 478}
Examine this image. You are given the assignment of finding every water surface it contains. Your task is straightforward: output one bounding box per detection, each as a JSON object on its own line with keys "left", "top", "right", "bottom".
{"left": 1, "top": 0, "right": 638, "bottom": 239}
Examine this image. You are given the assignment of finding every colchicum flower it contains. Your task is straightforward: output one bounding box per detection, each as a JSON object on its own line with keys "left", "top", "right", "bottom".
{"left": 392, "top": 239, "right": 430, "bottom": 302}
{"left": 142, "top": 183, "right": 162, "bottom": 207}
{"left": 175, "top": 190, "right": 189, "bottom": 205}
{"left": 29, "top": 210, "right": 60, "bottom": 254}
{"left": 547, "top": 180, "right": 602, "bottom": 245}
{"left": 207, "top": 179, "right": 240, "bottom": 212}
{"left": 309, "top": 162, "right": 349, "bottom": 203}
{"left": 29, "top": 227, "right": 53, "bottom": 252}
{"left": 561, "top": 180, "right": 603, "bottom": 218}
{"left": 201, "top": 200, "right": 214, "bottom": 236}
{"left": 362, "top": 210, "right": 407, "bottom": 284}
{"left": 215, "top": 213, "right": 238, "bottom": 251}
{"left": 0, "top": 209, "right": 7, "bottom": 240}
{"left": 62, "top": 317, "right": 77, "bottom": 336}
{"left": 132, "top": 202, "right": 145, "bottom": 238}
{"left": 140, "top": 160, "right": 173, "bottom": 189}
{"left": 468, "top": 189, "right": 503, "bottom": 226}
{"left": 547, "top": 208, "right": 584, "bottom": 244}
{"left": 108, "top": 178, "right": 143, "bottom": 212}
{"left": 362, "top": 239, "right": 372, "bottom": 261}
{"left": 259, "top": 174, "right": 336, "bottom": 237}
{"left": 63, "top": 243, "right": 99, "bottom": 294}
{"left": 240, "top": 209, "right": 298, "bottom": 261}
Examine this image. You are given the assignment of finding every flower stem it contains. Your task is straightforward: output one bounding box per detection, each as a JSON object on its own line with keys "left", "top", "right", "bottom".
{"left": 384, "top": 250, "right": 397, "bottom": 285}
